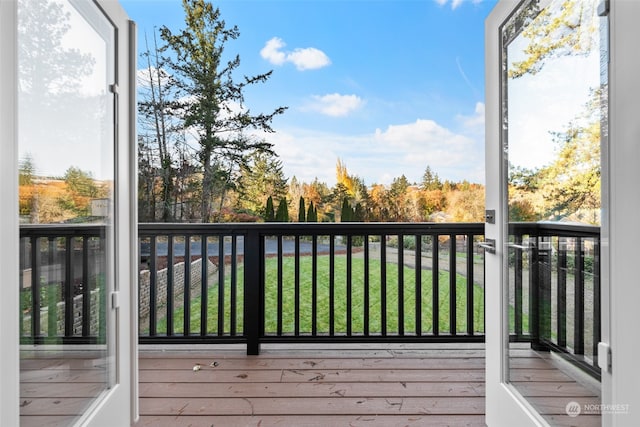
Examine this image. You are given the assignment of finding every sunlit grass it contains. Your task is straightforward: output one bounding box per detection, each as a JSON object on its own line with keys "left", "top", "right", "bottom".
{"left": 155, "top": 255, "right": 486, "bottom": 336}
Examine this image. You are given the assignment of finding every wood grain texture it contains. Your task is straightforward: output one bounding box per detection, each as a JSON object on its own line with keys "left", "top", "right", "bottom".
{"left": 135, "top": 344, "right": 599, "bottom": 426}
{"left": 18, "top": 344, "right": 600, "bottom": 426}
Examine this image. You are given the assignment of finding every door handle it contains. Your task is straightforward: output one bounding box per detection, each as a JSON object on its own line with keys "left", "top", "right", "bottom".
{"left": 507, "top": 242, "right": 531, "bottom": 250}
{"left": 478, "top": 239, "right": 496, "bottom": 254}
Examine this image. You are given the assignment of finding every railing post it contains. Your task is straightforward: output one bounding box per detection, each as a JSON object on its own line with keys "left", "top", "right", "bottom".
{"left": 532, "top": 235, "right": 551, "bottom": 351}
{"left": 538, "top": 236, "right": 552, "bottom": 348}
{"left": 557, "top": 238, "right": 568, "bottom": 348}
{"left": 593, "top": 237, "right": 601, "bottom": 369}
{"left": 31, "top": 236, "right": 41, "bottom": 341}
{"left": 574, "top": 237, "right": 585, "bottom": 355}
{"left": 81, "top": 237, "right": 91, "bottom": 337}
{"left": 513, "top": 235, "right": 523, "bottom": 337}
{"left": 244, "top": 229, "right": 262, "bottom": 355}
{"left": 64, "top": 236, "right": 74, "bottom": 338}
{"left": 529, "top": 235, "right": 540, "bottom": 349}
{"left": 448, "top": 234, "right": 456, "bottom": 335}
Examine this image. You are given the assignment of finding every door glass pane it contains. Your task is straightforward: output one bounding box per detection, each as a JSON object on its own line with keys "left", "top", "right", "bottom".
{"left": 502, "top": 0, "right": 605, "bottom": 423}
{"left": 18, "top": 0, "right": 115, "bottom": 425}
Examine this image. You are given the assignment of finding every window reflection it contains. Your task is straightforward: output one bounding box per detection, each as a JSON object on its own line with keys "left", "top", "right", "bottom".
{"left": 18, "top": 0, "right": 113, "bottom": 225}
{"left": 18, "top": 0, "right": 115, "bottom": 424}
{"left": 501, "top": 0, "right": 604, "bottom": 423}
{"left": 505, "top": 0, "right": 602, "bottom": 225}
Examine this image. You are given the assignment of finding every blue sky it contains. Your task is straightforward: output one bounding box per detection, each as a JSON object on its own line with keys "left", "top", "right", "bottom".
{"left": 121, "top": 0, "right": 497, "bottom": 186}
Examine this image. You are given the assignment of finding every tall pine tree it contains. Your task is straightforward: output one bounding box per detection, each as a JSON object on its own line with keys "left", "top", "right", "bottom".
{"left": 160, "top": 0, "right": 286, "bottom": 222}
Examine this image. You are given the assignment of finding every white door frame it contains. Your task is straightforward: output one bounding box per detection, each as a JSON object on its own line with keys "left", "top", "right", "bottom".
{"left": 606, "top": 1, "right": 640, "bottom": 425}
{"left": 0, "top": 1, "right": 21, "bottom": 425}
{"left": 80, "top": 1, "right": 139, "bottom": 425}
{"left": 486, "top": 0, "right": 640, "bottom": 426}
{"left": 0, "top": 1, "right": 138, "bottom": 425}
{"left": 484, "top": 1, "right": 544, "bottom": 425}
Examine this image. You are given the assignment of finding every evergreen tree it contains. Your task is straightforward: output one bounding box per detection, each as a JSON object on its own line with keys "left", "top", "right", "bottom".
{"left": 389, "top": 175, "right": 411, "bottom": 221}
{"left": 354, "top": 203, "right": 365, "bottom": 222}
{"left": 340, "top": 198, "right": 353, "bottom": 222}
{"left": 421, "top": 165, "right": 442, "bottom": 191}
{"left": 237, "top": 150, "right": 287, "bottom": 215}
{"left": 265, "top": 196, "right": 275, "bottom": 222}
{"left": 275, "top": 198, "right": 289, "bottom": 222}
{"left": 307, "top": 201, "right": 317, "bottom": 222}
{"left": 19, "top": 155, "right": 35, "bottom": 187}
{"left": 160, "top": 0, "right": 286, "bottom": 222}
{"left": 298, "top": 196, "right": 306, "bottom": 222}
{"left": 64, "top": 167, "right": 99, "bottom": 199}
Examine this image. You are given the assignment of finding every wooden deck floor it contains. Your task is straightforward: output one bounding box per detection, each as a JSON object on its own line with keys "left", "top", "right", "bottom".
{"left": 18, "top": 344, "right": 601, "bottom": 427}
{"left": 135, "top": 343, "right": 600, "bottom": 427}
{"left": 20, "top": 350, "right": 109, "bottom": 427}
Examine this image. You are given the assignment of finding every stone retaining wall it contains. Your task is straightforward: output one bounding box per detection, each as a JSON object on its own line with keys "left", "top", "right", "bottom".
{"left": 138, "top": 257, "right": 217, "bottom": 321}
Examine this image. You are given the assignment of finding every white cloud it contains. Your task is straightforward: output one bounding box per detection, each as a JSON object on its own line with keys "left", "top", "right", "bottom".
{"left": 436, "top": 0, "right": 483, "bottom": 10}
{"left": 373, "top": 119, "right": 475, "bottom": 173}
{"left": 288, "top": 47, "right": 332, "bottom": 71}
{"left": 259, "top": 37, "right": 287, "bottom": 65}
{"left": 457, "top": 102, "right": 485, "bottom": 131}
{"left": 260, "top": 37, "right": 331, "bottom": 71}
{"left": 305, "top": 93, "right": 364, "bottom": 117}
{"left": 255, "top": 110, "right": 485, "bottom": 186}
{"left": 136, "top": 66, "right": 173, "bottom": 90}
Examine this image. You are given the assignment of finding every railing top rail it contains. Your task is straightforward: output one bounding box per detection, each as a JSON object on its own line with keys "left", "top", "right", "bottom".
{"left": 138, "top": 222, "right": 486, "bottom": 236}
{"left": 510, "top": 222, "right": 600, "bottom": 237}
{"left": 20, "top": 222, "right": 601, "bottom": 238}
{"left": 19, "top": 223, "right": 105, "bottom": 237}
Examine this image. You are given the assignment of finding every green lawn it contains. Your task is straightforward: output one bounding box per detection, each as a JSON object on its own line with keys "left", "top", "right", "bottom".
{"left": 155, "top": 255, "right": 486, "bottom": 336}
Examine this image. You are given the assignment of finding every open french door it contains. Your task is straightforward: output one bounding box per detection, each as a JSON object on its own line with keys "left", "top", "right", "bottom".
{"left": 485, "top": 0, "right": 640, "bottom": 426}
{"left": 0, "top": 1, "right": 137, "bottom": 426}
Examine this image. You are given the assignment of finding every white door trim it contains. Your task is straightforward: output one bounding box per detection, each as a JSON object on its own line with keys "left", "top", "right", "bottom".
{"left": 607, "top": 1, "right": 640, "bottom": 425}
{"left": 0, "top": 1, "right": 20, "bottom": 426}
{"left": 485, "top": 1, "right": 551, "bottom": 425}
{"left": 487, "top": 0, "right": 640, "bottom": 426}
{"left": 79, "top": 1, "right": 138, "bottom": 425}
{"left": 0, "top": 1, "right": 138, "bottom": 425}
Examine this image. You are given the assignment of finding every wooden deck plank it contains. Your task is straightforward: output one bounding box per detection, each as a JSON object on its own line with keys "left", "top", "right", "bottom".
{"left": 20, "top": 358, "right": 108, "bottom": 370}
{"left": 138, "top": 356, "right": 489, "bottom": 370}
{"left": 140, "top": 348, "right": 488, "bottom": 359}
{"left": 138, "top": 381, "right": 485, "bottom": 398}
{"left": 138, "top": 396, "right": 486, "bottom": 416}
{"left": 543, "top": 414, "right": 601, "bottom": 427}
{"left": 513, "top": 382, "right": 599, "bottom": 397}
{"left": 138, "top": 368, "right": 486, "bottom": 383}
{"left": 19, "top": 352, "right": 109, "bottom": 423}
{"left": 20, "top": 368, "right": 107, "bottom": 383}
{"left": 21, "top": 382, "right": 105, "bottom": 398}
{"left": 20, "top": 344, "right": 601, "bottom": 426}
{"left": 19, "top": 416, "right": 80, "bottom": 427}
{"left": 527, "top": 396, "right": 602, "bottom": 414}
{"left": 19, "top": 397, "right": 95, "bottom": 416}
{"left": 135, "top": 414, "right": 486, "bottom": 427}
{"left": 135, "top": 346, "right": 599, "bottom": 427}
{"left": 508, "top": 368, "right": 577, "bottom": 382}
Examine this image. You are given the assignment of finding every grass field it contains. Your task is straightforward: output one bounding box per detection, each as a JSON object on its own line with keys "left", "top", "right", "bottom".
{"left": 154, "top": 254, "right": 486, "bottom": 336}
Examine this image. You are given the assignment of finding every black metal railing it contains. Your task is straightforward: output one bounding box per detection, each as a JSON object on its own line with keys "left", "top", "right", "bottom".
{"left": 19, "top": 224, "right": 107, "bottom": 345}
{"left": 137, "top": 223, "right": 487, "bottom": 354}
{"left": 18, "top": 221, "right": 602, "bottom": 379}
{"left": 509, "top": 222, "right": 601, "bottom": 378}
